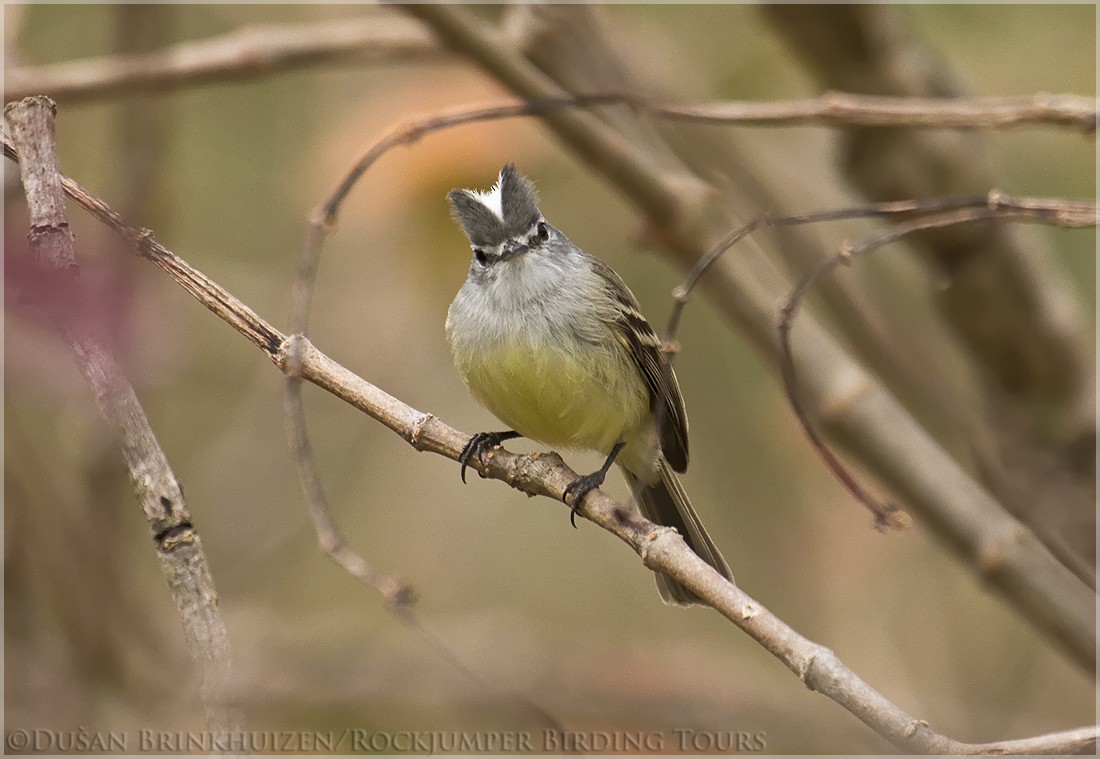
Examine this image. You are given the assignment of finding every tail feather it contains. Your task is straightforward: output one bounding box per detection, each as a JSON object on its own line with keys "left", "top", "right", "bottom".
{"left": 622, "top": 461, "right": 733, "bottom": 606}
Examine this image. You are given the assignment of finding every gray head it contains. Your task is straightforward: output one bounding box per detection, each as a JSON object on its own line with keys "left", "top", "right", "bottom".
{"left": 447, "top": 164, "right": 551, "bottom": 266}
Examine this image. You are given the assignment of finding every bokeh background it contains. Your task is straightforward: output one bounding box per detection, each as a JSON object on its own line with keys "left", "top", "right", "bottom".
{"left": 4, "top": 4, "right": 1095, "bottom": 754}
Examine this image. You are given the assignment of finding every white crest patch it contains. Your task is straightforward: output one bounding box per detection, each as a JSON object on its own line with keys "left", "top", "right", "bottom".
{"left": 471, "top": 170, "right": 505, "bottom": 221}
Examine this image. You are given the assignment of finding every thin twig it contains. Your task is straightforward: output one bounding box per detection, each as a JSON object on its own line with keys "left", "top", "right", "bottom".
{"left": 656, "top": 92, "right": 1097, "bottom": 134}
{"left": 776, "top": 199, "right": 1097, "bottom": 528}
{"left": 3, "top": 96, "right": 242, "bottom": 734}
{"left": 313, "top": 93, "right": 640, "bottom": 228}
{"left": 281, "top": 379, "right": 417, "bottom": 608}
{"left": 5, "top": 128, "right": 1094, "bottom": 756}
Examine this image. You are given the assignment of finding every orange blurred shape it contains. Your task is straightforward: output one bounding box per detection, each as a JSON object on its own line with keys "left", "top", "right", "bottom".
{"left": 308, "top": 68, "right": 549, "bottom": 228}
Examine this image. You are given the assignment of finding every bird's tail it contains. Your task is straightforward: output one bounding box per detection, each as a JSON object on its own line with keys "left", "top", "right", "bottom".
{"left": 622, "top": 460, "right": 733, "bottom": 606}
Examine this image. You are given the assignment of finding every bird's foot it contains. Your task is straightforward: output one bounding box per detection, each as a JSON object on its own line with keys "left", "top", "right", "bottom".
{"left": 562, "top": 441, "right": 625, "bottom": 528}
{"left": 563, "top": 470, "right": 610, "bottom": 528}
{"left": 458, "top": 430, "right": 522, "bottom": 483}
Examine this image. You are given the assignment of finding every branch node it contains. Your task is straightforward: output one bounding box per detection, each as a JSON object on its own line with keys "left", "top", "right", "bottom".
{"left": 797, "top": 653, "right": 818, "bottom": 687}
{"left": 125, "top": 227, "right": 157, "bottom": 258}
{"left": 277, "top": 333, "right": 307, "bottom": 377}
{"left": 409, "top": 412, "right": 435, "bottom": 450}
{"left": 904, "top": 719, "right": 930, "bottom": 738}
{"left": 638, "top": 528, "right": 657, "bottom": 564}
{"left": 155, "top": 523, "right": 197, "bottom": 552}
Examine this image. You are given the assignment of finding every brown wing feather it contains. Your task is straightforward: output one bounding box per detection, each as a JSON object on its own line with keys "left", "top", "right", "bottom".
{"left": 591, "top": 258, "right": 689, "bottom": 472}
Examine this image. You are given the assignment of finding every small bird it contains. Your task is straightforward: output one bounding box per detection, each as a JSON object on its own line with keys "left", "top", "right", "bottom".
{"left": 445, "top": 164, "right": 732, "bottom": 605}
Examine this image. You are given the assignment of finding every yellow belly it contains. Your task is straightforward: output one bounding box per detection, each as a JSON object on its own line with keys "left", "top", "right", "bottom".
{"left": 454, "top": 332, "right": 651, "bottom": 461}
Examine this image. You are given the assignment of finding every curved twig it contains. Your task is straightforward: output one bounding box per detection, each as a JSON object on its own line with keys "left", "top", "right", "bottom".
{"left": 662, "top": 195, "right": 1097, "bottom": 529}
{"left": 776, "top": 198, "right": 1097, "bottom": 528}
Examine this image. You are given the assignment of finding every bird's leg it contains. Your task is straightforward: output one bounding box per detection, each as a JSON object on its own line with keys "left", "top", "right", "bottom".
{"left": 563, "top": 442, "right": 625, "bottom": 528}
{"left": 459, "top": 430, "right": 523, "bottom": 483}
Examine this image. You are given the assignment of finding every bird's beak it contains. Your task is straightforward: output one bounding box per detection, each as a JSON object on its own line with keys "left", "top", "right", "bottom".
{"left": 500, "top": 240, "right": 528, "bottom": 261}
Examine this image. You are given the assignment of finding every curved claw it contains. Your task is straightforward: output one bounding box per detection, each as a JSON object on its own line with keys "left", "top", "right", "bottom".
{"left": 563, "top": 472, "right": 604, "bottom": 529}
{"left": 458, "top": 431, "right": 521, "bottom": 483}
{"left": 561, "top": 441, "right": 623, "bottom": 529}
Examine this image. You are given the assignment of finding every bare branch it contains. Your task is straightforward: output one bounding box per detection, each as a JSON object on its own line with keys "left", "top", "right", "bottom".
{"left": 959, "top": 726, "right": 1098, "bottom": 755}
{"left": 312, "top": 93, "right": 639, "bottom": 229}
{"left": 281, "top": 376, "right": 417, "bottom": 608}
{"left": 657, "top": 92, "right": 1097, "bottom": 134}
{"left": 775, "top": 197, "right": 1096, "bottom": 531}
{"left": 4, "top": 16, "right": 444, "bottom": 103}
{"left": 4, "top": 127, "right": 1094, "bottom": 755}
{"left": 3, "top": 96, "right": 241, "bottom": 734}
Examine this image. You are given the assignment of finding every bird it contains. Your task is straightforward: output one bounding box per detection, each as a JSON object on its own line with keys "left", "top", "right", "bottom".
{"left": 444, "top": 164, "right": 732, "bottom": 605}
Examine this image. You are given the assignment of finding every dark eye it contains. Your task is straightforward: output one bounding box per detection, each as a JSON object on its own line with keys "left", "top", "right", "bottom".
{"left": 473, "top": 248, "right": 488, "bottom": 266}
{"left": 535, "top": 221, "right": 549, "bottom": 242}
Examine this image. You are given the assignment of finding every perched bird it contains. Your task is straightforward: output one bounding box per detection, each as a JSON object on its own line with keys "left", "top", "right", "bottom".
{"left": 445, "top": 164, "right": 732, "bottom": 605}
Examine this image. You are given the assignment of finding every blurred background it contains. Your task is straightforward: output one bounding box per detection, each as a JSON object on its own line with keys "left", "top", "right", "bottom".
{"left": 4, "top": 4, "right": 1095, "bottom": 754}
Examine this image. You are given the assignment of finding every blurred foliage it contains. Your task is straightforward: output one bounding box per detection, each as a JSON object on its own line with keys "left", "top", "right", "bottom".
{"left": 4, "top": 4, "right": 1095, "bottom": 753}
